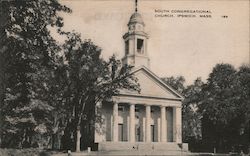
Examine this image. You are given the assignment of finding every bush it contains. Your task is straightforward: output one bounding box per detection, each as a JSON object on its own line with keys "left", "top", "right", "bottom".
{"left": 0, "top": 148, "right": 46, "bottom": 156}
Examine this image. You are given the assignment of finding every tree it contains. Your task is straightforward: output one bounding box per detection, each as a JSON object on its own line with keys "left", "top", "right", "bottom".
{"left": 234, "top": 65, "right": 250, "bottom": 148}
{"left": 162, "top": 76, "right": 203, "bottom": 149}
{"left": 35, "top": 56, "right": 69, "bottom": 149}
{"left": 61, "top": 32, "right": 140, "bottom": 151}
{"left": 199, "top": 63, "right": 241, "bottom": 152}
{"left": 182, "top": 78, "right": 203, "bottom": 142}
{"left": 0, "top": 0, "right": 71, "bottom": 148}
{"left": 161, "top": 76, "right": 185, "bottom": 94}
{"left": 162, "top": 64, "right": 250, "bottom": 153}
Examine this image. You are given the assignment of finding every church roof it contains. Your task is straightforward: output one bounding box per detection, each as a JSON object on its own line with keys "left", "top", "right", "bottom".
{"left": 133, "top": 66, "right": 184, "bottom": 99}
{"left": 119, "top": 66, "right": 184, "bottom": 101}
{"left": 128, "top": 12, "right": 145, "bottom": 26}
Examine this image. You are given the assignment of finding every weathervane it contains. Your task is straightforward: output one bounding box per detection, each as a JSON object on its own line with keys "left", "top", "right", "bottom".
{"left": 135, "top": 0, "right": 138, "bottom": 12}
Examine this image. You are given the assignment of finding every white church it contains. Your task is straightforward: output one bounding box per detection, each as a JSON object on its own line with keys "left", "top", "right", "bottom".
{"left": 93, "top": 1, "right": 188, "bottom": 152}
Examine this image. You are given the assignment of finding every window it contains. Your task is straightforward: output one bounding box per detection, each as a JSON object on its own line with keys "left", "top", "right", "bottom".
{"left": 125, "top": 40, "right": 129, "bottom": 55}
{"left": 137, "top": 39, "right": 144, "bottom": 54}
{"left": 118, "top": 105, "right": 124, "bottom": 112}
{"left": 135, "top": 107, "right": 140, "bottom": 112}
{"left": 136, "top": 125, "right": 141, "bottom": 142}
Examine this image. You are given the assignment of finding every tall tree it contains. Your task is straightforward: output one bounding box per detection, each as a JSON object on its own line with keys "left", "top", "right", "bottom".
{"left": 162, "top": 64, "right": 250, "bottom": 152}
{"left": 162, "top": 76, "right": 203, "bottom": 147}
{"left": 234, "top": 65, "right": 250, "bottom": 147}
{"left": 62, "top": 32, "right": 140, "bottom": 151}
{"left": 182, "top": 78, "right": 203, "bottom": 142}
{"left": 199, "top": 63, "right": 240, "bottom": 152}
{"left": 0, "top": 0, "right": 71, "bottom": 148}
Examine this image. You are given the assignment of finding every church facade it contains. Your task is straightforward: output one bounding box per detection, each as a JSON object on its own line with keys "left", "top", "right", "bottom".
{"left": 94, "top": 6, "right": 188, "bottom": 152}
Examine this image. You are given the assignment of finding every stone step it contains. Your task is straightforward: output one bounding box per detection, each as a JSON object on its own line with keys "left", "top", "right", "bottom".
{"left": 97, "top": 142, "right": 188, "bottom": 152}
{"left": 53, "top": 150, "right": 191, "bottom": 156}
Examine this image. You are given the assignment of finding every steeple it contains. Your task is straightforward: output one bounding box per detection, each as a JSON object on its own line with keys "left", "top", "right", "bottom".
{"left": 122, "top": 0, "right": 150, "bottom": 68}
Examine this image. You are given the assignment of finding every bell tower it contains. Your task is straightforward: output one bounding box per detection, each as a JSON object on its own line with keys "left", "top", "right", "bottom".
{"left": 122, "top": 0, "right": 150, "bottom": 68}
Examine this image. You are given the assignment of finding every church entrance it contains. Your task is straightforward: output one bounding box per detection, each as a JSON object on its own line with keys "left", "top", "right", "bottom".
{"left": 118, "top": 124, "right": 124, "bottom": 141}
{"left": 136, "top": 125, "right": 141, "bottom": 142}
{"left": 151, "top": 125, "right": 155, "bottom": 142}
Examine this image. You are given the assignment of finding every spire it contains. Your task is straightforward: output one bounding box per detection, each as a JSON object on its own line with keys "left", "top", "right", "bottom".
{"left": 122, "top": 0, "right": 150, "bottom": 68}
{"left": 135, "top": 0, "right": 138, "bottom": 12}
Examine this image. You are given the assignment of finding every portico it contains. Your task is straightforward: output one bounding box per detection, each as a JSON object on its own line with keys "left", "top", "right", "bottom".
{"left": 94, "top": 66, "right": 184, "bottom": 148}
{"left": 109, "top": 96, "right": 182, "bottom": 144}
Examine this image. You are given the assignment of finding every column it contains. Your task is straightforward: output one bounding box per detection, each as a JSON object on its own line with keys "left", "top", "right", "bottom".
{"left": 113, "top": 102, "right": 118, "bottom": 142}
{"left": 76, "top": 126, "right": 81, "bottom": 152}
{"left": 145, "top": 105, "right": 151, "bottom": 142}
{"left": 173, "top": 107, "right": 182, "bottom": 143}
{"left": 129, "top": 103, "right": 135, "bottom": 142}
{"left": 160, "top": 106, "right": 166, "bottom": 142}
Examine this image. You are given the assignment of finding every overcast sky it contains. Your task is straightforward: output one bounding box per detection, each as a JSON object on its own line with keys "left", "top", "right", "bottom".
{"left": 58, "top": 0, "right": 249, "bottom": 84}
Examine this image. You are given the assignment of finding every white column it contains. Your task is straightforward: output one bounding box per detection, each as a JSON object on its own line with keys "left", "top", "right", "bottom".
{"left": 160, "top": 106, "right": 166, "bottom": 142}
{"left": 129, "top": 103, "right": 135, "bottom": 142}
{"left": 173, "top": 107, "right": 182, "bottom": 143}
{"left": 76, "top": 126, "right": 81, "bottom": 152}
{"left": 145, "top": 105, "right": 151, "bottom": 142}
{"left": 113, "top": 102, "right": 118, "bottom": 142}
{"left": 142, "top": 117, "right": 146, "bottom": 142}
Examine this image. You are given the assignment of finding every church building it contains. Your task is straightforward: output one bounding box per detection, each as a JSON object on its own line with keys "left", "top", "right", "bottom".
{"left": 94, "top": 1, "right": 188, "bottom": 152}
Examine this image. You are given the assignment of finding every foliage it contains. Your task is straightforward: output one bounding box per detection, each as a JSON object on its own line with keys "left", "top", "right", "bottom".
{"left": 0, "top": 148, "right": 59, "bottom": 156}
{"left": 0, "top": 0, "right": 139, "bottom": 150}
{"left": 162, "top": 76, "right": 203, "bottom": 143}
{"left": 60, "top": 32, "right": 140, "bottom": 150}
{"left": 237, "top": 65, "right": 250, "bottom": 124}
{"left": 199, "top": 63, "right": 250, "bottom": 153}
{"left": 182, "top": 78, "right": 203, "bottom": 141}
{"left": 161, "top": 76, "right": 185, "bottom": 94}
{"left": 0, "top": 0, "right": 71, "bottom": 148}
{"left": 199, "top": 64, "right": 238, "bottom": 124}
{"left": 163, "top": 64, "right": 250, "bottom": 153}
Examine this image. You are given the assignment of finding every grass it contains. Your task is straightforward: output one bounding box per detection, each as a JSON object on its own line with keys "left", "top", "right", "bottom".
{"left": 0, "top": 148, "right": 246, "bottom": 156}
{"left": 0, "top": 148, "right": 57, "bottom": 156}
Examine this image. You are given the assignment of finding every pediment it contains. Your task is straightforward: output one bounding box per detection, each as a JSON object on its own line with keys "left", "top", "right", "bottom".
{"left": 119, "top": 66, "right": 183, "bottom": 100}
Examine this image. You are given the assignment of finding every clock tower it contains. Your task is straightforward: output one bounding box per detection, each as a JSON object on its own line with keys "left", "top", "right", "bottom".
{"left": 122, "top": 0, "right": 150, "bottom": 68}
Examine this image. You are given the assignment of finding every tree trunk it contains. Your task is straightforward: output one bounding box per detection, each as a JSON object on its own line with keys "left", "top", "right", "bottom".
{"left": 52, "top": 134, "right": 55, "bottom": 150}
{"left": 0, "top": 46, "right": 7, "bottom": 147}
{"left": 76, "top": 126, "right": 81, "bottom": 152}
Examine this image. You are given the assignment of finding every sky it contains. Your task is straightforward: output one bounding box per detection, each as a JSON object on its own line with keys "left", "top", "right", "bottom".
{"left": 57, "top": 0, "right": 249, "bottom": 85}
